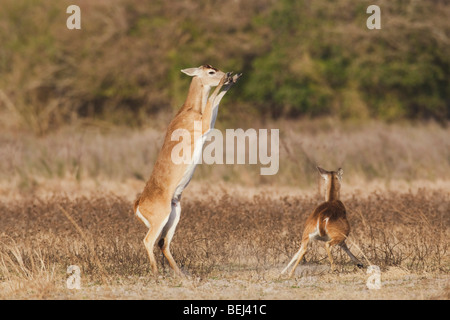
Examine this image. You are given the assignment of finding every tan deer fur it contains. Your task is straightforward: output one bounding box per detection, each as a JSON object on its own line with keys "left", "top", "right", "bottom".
{"left": 281, "top": 166, "right": 363, "bottom": 277}
{"left": 134, "top": 65, "right": 241, "bottom": 276}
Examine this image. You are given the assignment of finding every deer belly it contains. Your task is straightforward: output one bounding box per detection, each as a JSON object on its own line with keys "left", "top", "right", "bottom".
{"left": 173, "top": 135, "right": 206, "bottom": 200}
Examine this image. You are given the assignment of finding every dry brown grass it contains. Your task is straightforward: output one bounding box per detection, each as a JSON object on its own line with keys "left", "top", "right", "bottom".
{"left": 0, "top": 187, "right": 448, "bottom": 299}
{"left": 0, "top": 121, "right": 448, "bottom": 299}
{"left": 1, "top": 120, "right": 449, "bottom": 191}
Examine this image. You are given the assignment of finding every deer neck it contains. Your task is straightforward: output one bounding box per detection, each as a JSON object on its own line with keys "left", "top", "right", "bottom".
{"left": 183, "top": 77, "right": 211, "bottom": 114}
{"left": 325, "top": 179, "right": 340, "bottom": 202}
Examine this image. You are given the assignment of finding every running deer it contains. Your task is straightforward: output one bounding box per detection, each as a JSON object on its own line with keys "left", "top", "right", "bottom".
{"left": 134, "top": 65, "right": 241, "bottom": 276}
{"left": 281, "top": 166, "right": 363, "bottom": 277}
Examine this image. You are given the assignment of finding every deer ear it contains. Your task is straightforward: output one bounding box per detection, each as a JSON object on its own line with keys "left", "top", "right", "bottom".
{"left": 317, "top": 166, "right": 329, "bottom": 179}
{"left": 337, "top": 168, "right": 344, "bottom": 180}
{"left": 181, "top": 67, "right": 201, "bottom": 77}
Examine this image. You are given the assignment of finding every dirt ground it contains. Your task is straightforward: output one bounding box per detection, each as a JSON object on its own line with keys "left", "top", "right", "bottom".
{"left": 1, "top": 267, "right": 448, "bottom": 300}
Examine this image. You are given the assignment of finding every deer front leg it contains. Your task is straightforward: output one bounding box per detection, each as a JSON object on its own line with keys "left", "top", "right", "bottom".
{"left": 207, "top": 73, "right": 242, "bottom": 131}
{"left": 201, "top": 72, "right": 242, "bottom": 134}
{"left": 209, "top": 73, "right": 230, "bottom": 105}
{"left": 201, "top": 73, "right": 228, "bottom": 134}
{"left": 213, "top": 73, "right": 242, "bottom": 105}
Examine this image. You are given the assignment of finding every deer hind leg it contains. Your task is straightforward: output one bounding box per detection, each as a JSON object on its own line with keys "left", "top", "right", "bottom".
{"left": 142, "top": 209, "right": 170, "bottom": 275}
{"left": 325, "top": 241, "right": 336, "bottom": 271}
{"left": 325, "top": 234, "right": 349, "bottom": 271}
{"left": 340, "top": 242, "right": 364, "bottom": 269}
{"left": 158, "top": 200, "right": 183, "bottom": 276}
{"left": 281, "top": 237, "right": 309, "bottom": 277}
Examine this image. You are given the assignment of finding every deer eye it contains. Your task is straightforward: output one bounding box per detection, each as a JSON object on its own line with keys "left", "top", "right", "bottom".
{"left": 208, "top": 71, "right": 215, "bottom": 75}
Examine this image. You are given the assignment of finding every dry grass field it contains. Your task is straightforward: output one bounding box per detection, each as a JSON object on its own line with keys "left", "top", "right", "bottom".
{"left": 0, "top": 182, "right": 448, "bottom": 299}
{"left": 0, "top": 122, "right": 449, "bottom": 300}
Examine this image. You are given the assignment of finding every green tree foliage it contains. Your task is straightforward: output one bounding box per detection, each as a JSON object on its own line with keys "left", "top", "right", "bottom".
{"left": 0, "top": 0, "right": 448, "bottom": 133}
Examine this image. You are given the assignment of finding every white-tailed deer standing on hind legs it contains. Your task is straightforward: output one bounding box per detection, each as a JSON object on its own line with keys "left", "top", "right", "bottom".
{"left": 281, "top": 166, "right": 363, "bottom": 277}
{"left": 134, "top": 65, "right": 241, "bottom": 276}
